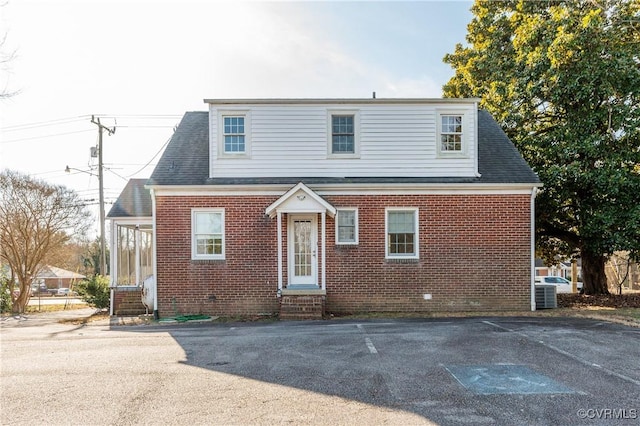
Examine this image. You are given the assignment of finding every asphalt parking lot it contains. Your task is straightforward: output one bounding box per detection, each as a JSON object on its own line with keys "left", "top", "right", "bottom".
{"left": 1, "top": 313, "right": 639, "bottom": 425}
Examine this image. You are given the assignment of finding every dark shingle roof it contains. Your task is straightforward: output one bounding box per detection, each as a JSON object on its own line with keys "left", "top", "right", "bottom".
{"left": 477, "top": 109, "right": 540, "bottom": 184}
{"left": 106, "top": 179, "right": 152, "bottom": 218}
{"left": 147, "top": 108, "right": 540, "bottom": 187}
{"left": 148, "top": 112, "right": 210, "bottom": 186}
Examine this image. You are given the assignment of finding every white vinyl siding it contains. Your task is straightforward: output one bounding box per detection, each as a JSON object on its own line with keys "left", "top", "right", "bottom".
{"left": 209, "top": 103, "right": 476, "bottom": 178}
{"left": 191, "top": 209, "right": 225, "bottom": 260}
{"left": 335, "top": 208, "right": 358, "bottom": 245}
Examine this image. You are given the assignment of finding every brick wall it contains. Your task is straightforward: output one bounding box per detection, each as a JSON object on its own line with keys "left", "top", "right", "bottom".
{"left": 155, "top": 193, "right": 532, "bottom": 317}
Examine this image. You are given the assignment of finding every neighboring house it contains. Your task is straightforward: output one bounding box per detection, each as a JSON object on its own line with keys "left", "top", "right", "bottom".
{"left": 35, "top": 265, "right": 85, "bottom": 290}
{"left": 535, "top": 258, "right": 582, "bottom": 282}
{"left": 108, "top": 98, "right": 541, "bottom": 319}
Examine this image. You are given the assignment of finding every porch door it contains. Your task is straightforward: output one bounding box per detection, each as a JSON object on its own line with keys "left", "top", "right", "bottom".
{"left": 288, "top": 215, "right": 317, "bottom": 286}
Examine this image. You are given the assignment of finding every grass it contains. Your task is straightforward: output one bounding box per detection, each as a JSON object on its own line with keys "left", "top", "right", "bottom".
{"left": 25, "top": 303, "right": 89, "bottom": 313}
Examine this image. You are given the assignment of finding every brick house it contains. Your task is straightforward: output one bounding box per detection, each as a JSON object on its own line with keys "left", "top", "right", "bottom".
{"left": 108, "top": 98, "right": 541, "bottom": 319}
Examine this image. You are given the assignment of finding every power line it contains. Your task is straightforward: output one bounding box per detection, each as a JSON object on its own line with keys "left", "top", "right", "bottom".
{"left": 126, "top": 135, "right": 171, "bottom": 177}
{"left": 1, "top": 129, "right": 94, "bottom": 144}
{"left": 1, "top": 115, "right": 91, "bottom": 131}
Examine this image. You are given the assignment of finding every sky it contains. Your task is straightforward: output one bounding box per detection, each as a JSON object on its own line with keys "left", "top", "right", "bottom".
{"left": 0, "top": 0, "right": 473, "bottom": 237}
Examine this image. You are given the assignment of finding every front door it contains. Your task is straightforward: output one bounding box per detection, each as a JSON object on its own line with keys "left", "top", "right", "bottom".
{"left": 288, "top": 215, "right": 317, "bottom": 286}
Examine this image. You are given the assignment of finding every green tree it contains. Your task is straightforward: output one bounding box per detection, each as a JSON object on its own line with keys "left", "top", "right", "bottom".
{"left": 0, "top": 170, "right": 92, "bottom": 312}
{"left": 444, "top": 0, "right": 640, "bottom": 294}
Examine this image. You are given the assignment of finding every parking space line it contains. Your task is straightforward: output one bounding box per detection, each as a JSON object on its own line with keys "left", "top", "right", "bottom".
{"left": 482, "top": 320, "right": 640, "bottom": 388}
{"left": 365, "top": 337, "right": 378, "bottom": 354}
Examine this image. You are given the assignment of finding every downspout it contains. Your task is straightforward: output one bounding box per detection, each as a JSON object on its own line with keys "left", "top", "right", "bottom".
{"left": 277, "top": 211, "right": 283, "bottom": 294}
{"left": 151, "top": 188, "right": 159, "bottom": 320}
{"left": 530, "top": 187, "right": 538, "bottom": 311}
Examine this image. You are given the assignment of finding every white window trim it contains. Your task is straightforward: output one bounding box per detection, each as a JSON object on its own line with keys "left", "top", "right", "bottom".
{"left": 217, "top": 110, "right": 251, "bottom": 158}
{"left": 385, "top": 207, "right": 419, "bottom": 260}
{"left": 436, "top": 110, "right": 468, "bottom": 158}
{"left": 327, "top": 109, "right": 360, "bottom": 159}
{"left": 335, "top": 208, "right": 359, "bottom": 245}
{"left": 191, "top": 208, "right": 225, "bottom": 260}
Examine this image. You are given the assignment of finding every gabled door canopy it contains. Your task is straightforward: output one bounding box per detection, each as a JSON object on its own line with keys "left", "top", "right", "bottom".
{"left": 265, "top": 182, "right": 336, "bottom": 218}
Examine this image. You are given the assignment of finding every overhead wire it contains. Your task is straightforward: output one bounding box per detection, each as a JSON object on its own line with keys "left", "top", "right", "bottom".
{"left": 126, "top": 134, "right": 173, "bottom": 177}
{"left": 1, "top": 115, "right": 91, "bottom": 132}
{"left": 1, "top": 129, "right": 94, "bottom": 144}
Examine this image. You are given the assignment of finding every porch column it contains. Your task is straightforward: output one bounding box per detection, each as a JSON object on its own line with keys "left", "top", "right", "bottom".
{"left": 321, "top": 210, "right": 326, "bottom": 290}
{"left": 109, "top": 220, "right": 117, "bottom": 316}
{"left": 277, "top": 210, "right": 283, "bottom": 291}
{"left": 134, "top": 226, "right": 141, "bottom": 286}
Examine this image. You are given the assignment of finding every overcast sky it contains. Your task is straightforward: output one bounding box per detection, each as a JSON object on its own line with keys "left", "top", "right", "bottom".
{"left": 0, "top": 0, "right": 473, "bottom": 236}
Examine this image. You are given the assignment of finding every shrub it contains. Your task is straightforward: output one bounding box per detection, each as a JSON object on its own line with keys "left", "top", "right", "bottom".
{"left": 0, "top": 275, "right": 11, "bottom": 313}
{"left": 76, "top": 275, "right": 110, "bottom": 310}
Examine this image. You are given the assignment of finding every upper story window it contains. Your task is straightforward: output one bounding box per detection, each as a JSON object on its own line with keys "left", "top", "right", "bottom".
{"left": 192, "top": 209, "right": 225, "bottom": 260}
{"left": 332, "top": 115, "right": 354, "bottom": 153}
{"left": 217, "top": 110, "right": 251, "bottom": 158}
{"left": 328, "top": 110, "right": 360, "bottom": 158}
{"left": 437, "top": 111, "right": 470, "bottom": 158}
{"left": 336, "top": 208, "right": 358, "bottom": 245}
{"left": 223, "top": 116, "right": 245, "bottom": 153}
{"left": 440, "top": 114, "right": 463, "bottom": 152}
{"left": 386, "top": 208, "right": 419, "bottom": 259}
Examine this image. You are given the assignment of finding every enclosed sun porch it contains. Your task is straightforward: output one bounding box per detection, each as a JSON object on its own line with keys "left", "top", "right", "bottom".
{"left": 106, "top": 179, "right": 153, "bottom": 316}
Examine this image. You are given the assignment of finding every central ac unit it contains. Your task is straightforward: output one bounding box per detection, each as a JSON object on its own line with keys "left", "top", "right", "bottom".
{"left": 535, "top": 284, "right": 557, "bottom": 309}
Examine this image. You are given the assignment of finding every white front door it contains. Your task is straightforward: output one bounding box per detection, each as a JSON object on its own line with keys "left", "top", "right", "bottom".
{"left": 288, "top": 215, "right": 317, "bottom": 286}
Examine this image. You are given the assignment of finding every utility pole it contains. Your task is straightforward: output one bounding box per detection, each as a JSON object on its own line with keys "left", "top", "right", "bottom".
{"left": 91, "top": 115, "right": 115, "bottom": 277}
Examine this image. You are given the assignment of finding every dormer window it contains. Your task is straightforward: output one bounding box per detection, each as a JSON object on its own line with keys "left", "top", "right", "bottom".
{"left": 437, "top": 112, "right": 467, "bottom": 157}
{"left": 332, "top": 115, "right": 354, "bottom": 153}
{"left": 440, "top": 115, "right": 463, "bottom": 152}
{"left": 218, "top": 110, "right": 251, "bottom": 158}
{"left": 223, "top": 116, "right": 245, "bottom": 153}
{"left": 327, "top": 110, "right": 360, "bottom": 158}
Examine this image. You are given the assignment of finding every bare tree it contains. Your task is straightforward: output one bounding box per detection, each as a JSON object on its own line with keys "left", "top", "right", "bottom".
{"left": 1, "top": 1, "right": 18, "bottom": 99}
{"left": 0, "top": 170, "right": 92, "bottom": 313}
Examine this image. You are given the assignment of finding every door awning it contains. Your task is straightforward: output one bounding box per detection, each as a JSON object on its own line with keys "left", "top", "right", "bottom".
{"left": 265, "top": 182, "right": 336, "bottom": 219}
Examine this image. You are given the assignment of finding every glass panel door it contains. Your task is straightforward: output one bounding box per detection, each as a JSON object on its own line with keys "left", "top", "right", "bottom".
{"left": 289, "top": 215, "right": 317, "bottom": 285}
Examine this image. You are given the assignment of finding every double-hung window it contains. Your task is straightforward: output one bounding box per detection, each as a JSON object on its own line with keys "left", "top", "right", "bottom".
{"left": 438, "top": 113, "right": 466, "bottom": 156}
{"left": 328, "top": 110, "right": 359, "bottom": 157}
{"left": 223, "top": 116, "right": 245, "bottom": 153}
{"left": 218, "top": 111, "right": 250, "bottom": 157}
{"left": 386, "top": 208, "right": 419, "bottom": 259}
{"left": 332, "top": 115, "right": 354, "bottom": 153}
{"left": 192, "top": 209, "right": 225, "bottom": 260}
{"left": 336, "top": 208, "right": 358, "bottom": 245}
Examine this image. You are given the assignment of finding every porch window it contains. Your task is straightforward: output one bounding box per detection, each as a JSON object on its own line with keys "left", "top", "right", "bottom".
{"left": 192, "top": 209, "right": 225, "bottom": 260}
{"left": 386, "top": 208, "right": 419, "bottom": 259}
{"left": 117, "top": 226, "right": 136, "bottom": 285}
{"left": 115, "top": 225, "right": 153, "bottom": 286}
{"left": 336, "top": 208, "right": 358, "bottom": 245}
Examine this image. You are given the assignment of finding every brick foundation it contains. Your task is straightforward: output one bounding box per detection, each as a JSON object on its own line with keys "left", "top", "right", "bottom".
{"left": 113, "top": 287, "right": 148, "bottom": 316}
{"left": 279, "top": 295, "right": 326, "bottom": 320}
